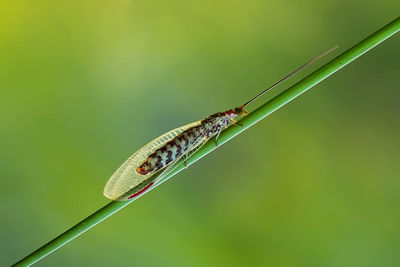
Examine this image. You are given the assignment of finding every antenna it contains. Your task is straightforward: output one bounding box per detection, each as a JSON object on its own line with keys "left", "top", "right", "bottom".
{"left": 240, "top": 45, "right": 338, "bottom": 108}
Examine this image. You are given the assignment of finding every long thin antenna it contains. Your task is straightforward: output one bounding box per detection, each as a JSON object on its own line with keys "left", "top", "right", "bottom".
{"left": 240, "top": 45, "right": 338, "bottom": 108}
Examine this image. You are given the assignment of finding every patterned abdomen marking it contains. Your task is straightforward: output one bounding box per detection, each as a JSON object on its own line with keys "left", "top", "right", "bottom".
{"left": 136, "top": 127, "right": 202, "bottom": 175}
{"left": 135, "top": 111, "right": 233, "bottom": 176}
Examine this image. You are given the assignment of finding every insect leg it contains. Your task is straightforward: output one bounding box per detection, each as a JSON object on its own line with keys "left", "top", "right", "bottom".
{"left": 214, "top": 128, "right": 222, "bottom": 147}
{"left": 184, "top": 152, "right": 189, "bottom": 168}
{"left": 182, "top": 137, "right": 207, "bottom": 169}
{"left": 230, "top": 118, "right": 243, "bottom": 127}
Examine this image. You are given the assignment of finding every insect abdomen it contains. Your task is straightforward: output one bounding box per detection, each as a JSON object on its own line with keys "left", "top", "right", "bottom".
{"left": 136, "top": 126, "right": 204, "bottom": 175}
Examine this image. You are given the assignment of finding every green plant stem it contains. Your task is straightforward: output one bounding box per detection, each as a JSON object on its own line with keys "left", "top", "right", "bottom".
{"left": 13, "top": 16, "right": 400, "bottom": 267}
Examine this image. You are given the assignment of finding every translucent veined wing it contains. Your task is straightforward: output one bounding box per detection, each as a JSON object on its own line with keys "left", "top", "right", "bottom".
{"left": 116, "top": 137, "right": 210, "bottom": 201}
{"left": 104, "top": 120, "right": 202, "bottom": 200}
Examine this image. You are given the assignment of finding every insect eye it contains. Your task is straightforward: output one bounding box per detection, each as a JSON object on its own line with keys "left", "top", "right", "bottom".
{"left": 234, "top": 107, "right": 243, "bottom": 115}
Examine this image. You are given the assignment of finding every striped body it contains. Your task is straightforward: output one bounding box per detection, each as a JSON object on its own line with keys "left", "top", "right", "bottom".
{"left": 104, "top": 107, "right": 247, "bottom": 201}
{"left": 136, "top": 110, "right": 236, "bottom": 175}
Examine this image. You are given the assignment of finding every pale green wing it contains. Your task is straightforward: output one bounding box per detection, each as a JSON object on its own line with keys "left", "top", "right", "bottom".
{"left": 104, "top": 120, "right": 202, "bottom": 200}
{"left": 114, "top": 136, "right": 209, "bottom": 201}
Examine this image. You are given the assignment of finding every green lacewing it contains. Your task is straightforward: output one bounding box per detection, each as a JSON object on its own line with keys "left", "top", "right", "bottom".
{"left": 104, "top": 46, "right": 338, "bottom": 201}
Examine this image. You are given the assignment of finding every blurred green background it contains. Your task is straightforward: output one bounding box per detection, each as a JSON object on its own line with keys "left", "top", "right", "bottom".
{"left": 1, "top": 1, "right": 399, "bottom": 266}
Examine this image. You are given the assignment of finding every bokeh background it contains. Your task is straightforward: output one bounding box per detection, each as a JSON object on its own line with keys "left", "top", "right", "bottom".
{"left": 1, "top": 1, "right": 399, "bottom": 266}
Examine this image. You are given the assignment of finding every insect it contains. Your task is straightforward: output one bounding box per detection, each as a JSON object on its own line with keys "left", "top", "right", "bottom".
{"left": 104, "top": 46, "right": 338, "bottom": 201}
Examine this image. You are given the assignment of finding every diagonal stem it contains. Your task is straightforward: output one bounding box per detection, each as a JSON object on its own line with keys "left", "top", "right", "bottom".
{"left": 12, "top": 16, "right": 400, "bottom": 267}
